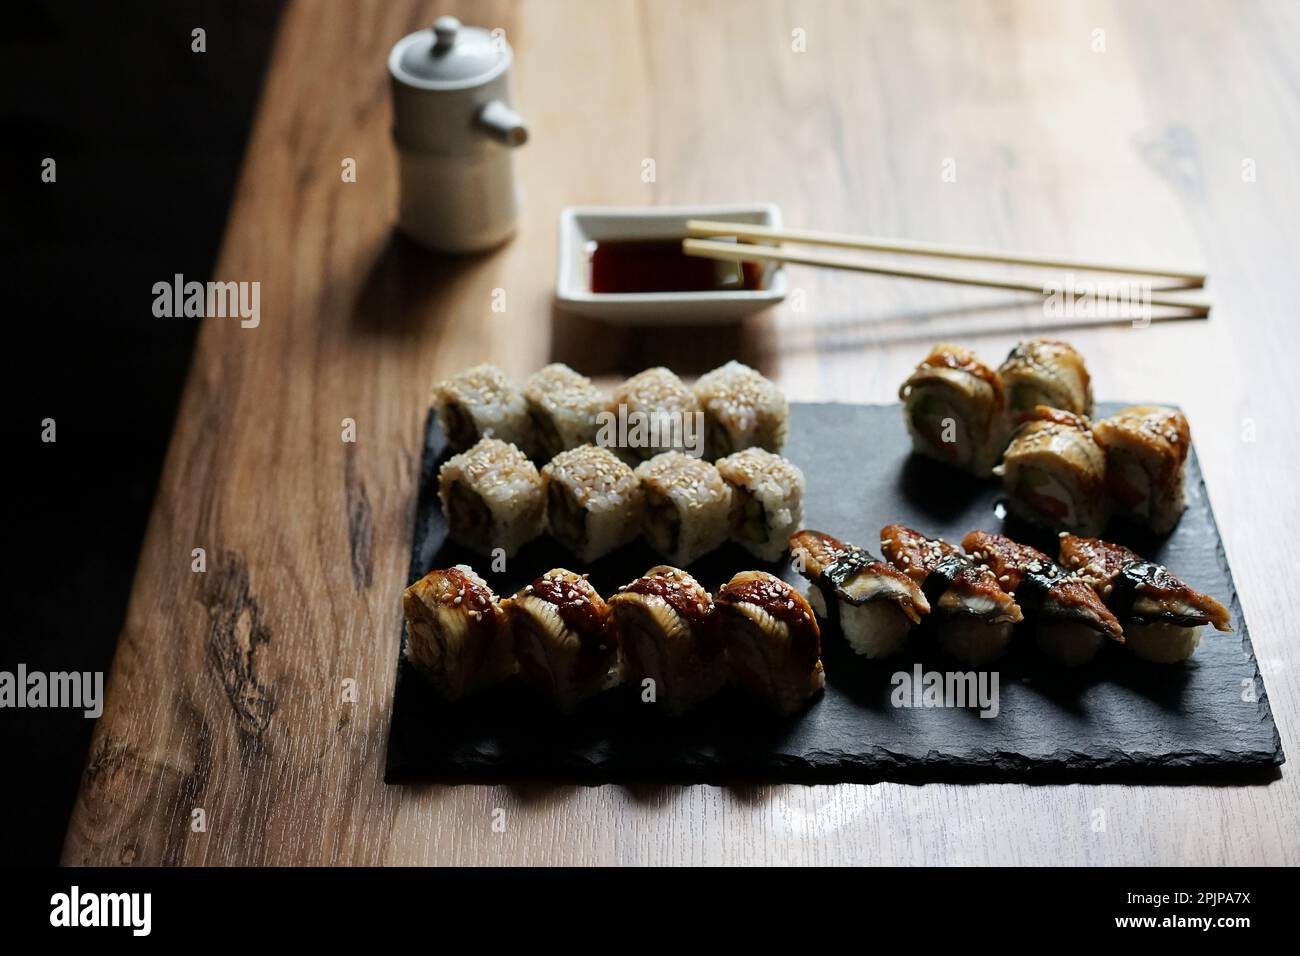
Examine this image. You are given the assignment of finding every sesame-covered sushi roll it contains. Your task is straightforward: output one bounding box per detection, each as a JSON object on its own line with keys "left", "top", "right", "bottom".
{"left": 541, "top": 444, "right": 644, "bottom": 562}
{"left": 505, "top": 569, "right": 620, "bottom": 712}
{"left": 437, "top": 438, "right": 545, "bottom": 558}
{"left": 880, "top": 524, "right": 1023, "bottom": 665}
{"left": 693, "top": 360, "right": 789, "bottom": 458}
{"left": 962, "top": 531, "right": 1122, "bottom": 666}
{"left": 1059, "top": 534, "right": 1231, "bottom": 663}
{"left": 609, "top": 566, "right": 725, "bottom": 714}
{"left": 715, "top": 571, "right": 824, "bottom": 714}
{"left": 995, "top": 406, "right": 1107, "bottom": 535}
{"left": 998, "top": 339, "right": 1093, "bottom": 418}
{"left": 634, "top": 452, "right": 733, "bottom": 566}
{"left": 1093, "top": 405, "right": 1190, "bottom": 534}
{"left": 432, "top": 363, "right": 531, "bottom": 453}
{"left": 715, "top": 448, "right": 805, "bottom": 562}
{"left": 899, "top": 343, "right": 1008, "bottom": 476}
{"left": 402, "top": 565, "right": 515, "bottom": 701}
{"left": 522, "top": 363, "right": 606, "bottom": 461}
{"left": 790, "top": 530, "right": 930, "bottom": 659}
{"left": 606, "top": 367, "right": 703, "bottom": 461}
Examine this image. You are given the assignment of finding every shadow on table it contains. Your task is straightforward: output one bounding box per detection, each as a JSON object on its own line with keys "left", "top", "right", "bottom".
{"left": 549, "top": 301, "right": 771, "bottom": 376}
{"left": 351, "top": 229, "right": 497, "bottom": 338}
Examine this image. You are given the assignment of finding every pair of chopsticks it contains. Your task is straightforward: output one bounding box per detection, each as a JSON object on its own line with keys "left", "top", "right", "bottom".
{"left": 681, "top": 220, "right": 1210, "bottom": 318}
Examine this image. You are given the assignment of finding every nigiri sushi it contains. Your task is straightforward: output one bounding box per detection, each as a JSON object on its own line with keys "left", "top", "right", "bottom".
{"left": 505, "top": 569, "right": 621, "bottom": 711}
{"left": 1093, "top": 405, "right": 1190, "bottom": 534}
{"left": 437, "top": 437, "right": 546, "bottom": 558}
{"left": 1059, "top": 534, "right": 1231, "bottom": 663}
{"left": 609, "top": 566, "right": 725, "bottom": 714}
{"left": 899, "top": 343, "right": 1009, "bottom": 477}
{"left": 715, "top": 571, "right": 825, "bottom": 714}
{"left": 880, "top": 524, "right": 1023, "bottom": 665}
{"left": 789, "top": 529, "right": 929, "bottom": 659}
{"left": 997, "top": 339, "right": 1093, "bottom": 418}
{"left": 962, "top": 531, "right": 1122, "bottom": 666}
{"left": 402, "top": 565, "right": 515, "bottom": 700}
{"left": 995, "top": 405, "right": 1107, "bottom": 535}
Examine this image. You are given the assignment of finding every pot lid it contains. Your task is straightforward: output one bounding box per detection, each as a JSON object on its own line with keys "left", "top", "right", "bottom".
{"left": 390, "top": 16, "right": 511, "bottom": 90}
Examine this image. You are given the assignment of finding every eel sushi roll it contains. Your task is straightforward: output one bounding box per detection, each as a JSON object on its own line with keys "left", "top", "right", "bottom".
{"left": 995, "top": 405, "right": 1107, "bottom": 535}
{"left": 997, "top": 338, "right": 1093, "bottom": 418}
{"left": 505, "top": 569, "right": 620, "bottom": 712}
{"left": 715, "top": 448, "right": 805, "bottom": 562}
{"left": 789, "top": 529, "right": 930, "bottom": 659}
{"left": 609, "top": 565, "right": 725, "bottom": 714}
{"left": 692, "top": 360, "right": 789, "bottom": 458}
{"left": 715, "top": 571, "right": 825, "bottom": 714}
{"left": 899, "top": 343, "right": 1009, "bottom": 476}
{"left": 402, "top": 565, "right": 515, "bottom": 700}
{"left": 437, "top": 437, "right": 545, "bottom": 558}
{"left": 541, "top": 444, "right": 644, "bottom": 562}
{"left": 1093, "top": 405, "right": 1190, "bottom": 534}
{"left": 521, "top": 363, "right": 606, "bottom": 461}
{"left": 432, "top": 363, "right": 531, "bottom": 453}
{"left": 880, "top": 524, "right": 1023, "bottom": 665}
{"left": 607, "top": 367, "right": 703, "bottom": 461}
{"left": 962, "top": 531, "right": 1122, "bottom": 666}
{"left": 634, "top": 451, "right": 733, "bottom": 566}
{"left": 1059, "top": 534, "right": 1231, "bottom": 663}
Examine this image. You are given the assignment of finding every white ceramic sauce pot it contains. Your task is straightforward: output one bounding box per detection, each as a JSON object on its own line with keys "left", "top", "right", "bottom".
{"left": 389, "top": 16, "right": 528, "bottom": 253}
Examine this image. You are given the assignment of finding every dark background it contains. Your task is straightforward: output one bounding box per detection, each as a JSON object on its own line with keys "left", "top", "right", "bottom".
{"left": 1, "top": 1, "right": 283, "bottom": 866}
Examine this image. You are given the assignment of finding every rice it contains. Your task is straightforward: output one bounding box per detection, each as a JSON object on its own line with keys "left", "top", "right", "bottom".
{"left": 692, "top": 360, "right": 789, "bottom": 458}
{"left": 433, "top": 363, "right": 531, "bottom": 453}
{"left": 938, "top": 618, "right": 1013, "bottom": 666}
{"left": 715, "top": 447, "right": 805, "bottom": 562}
{"left": 607, "top": 367, "right": 703, "bottom": 461}
{"left": 522, "top": 363, "right": 606, "bottom": 461}
{"left": 437, "top": 437, "right": 545, "bottom": 557}
{"left": 634, "top": 451, "right": 732, "bottom": 566}
{"left": 541, "top": 444, "right": 644, "bottom": 561}
{"left": 1035, "top": 621, "right": 1105, "bottom": 667}
{"left": 1126, "top": 622, "right": 1202, "bottom": 663}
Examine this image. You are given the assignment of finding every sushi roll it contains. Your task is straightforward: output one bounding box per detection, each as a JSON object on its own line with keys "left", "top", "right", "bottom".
{"left": 606, "top": 367, "right": 703, "bottom": 461}
{"left": 715, "top": 570, "right": 825, "bottom": 714}
{"left": 437, "top": 437, "right": 545, "bottom": 558}
{"left": 880, "top": 524, "right": 1023, "bottom": 665}
{"left": 401, "top": 565, "right": 515, "bottom": 700}
{"left": 1059, "top": 534, "right": 1231, "bottom": 663}
{"left": 962, "top": 531, "right": 1122, "bottom": 666}
{"left": 505, "top": 569, "right": 620, "bottom": 711}
{"left": 432, "top": 363, "right": 531, "bottom": 453}
{"left": 899, "top": 343, "right": 1009, "bottom": 476}
{"left": 634, "top": 452, "right": 733, "bottom": 566}
{"left": 997, "top": 339, "right": 1093, "bottom": 418}
{"left": 541, "top": 444, "right": 644, "bottom": 562}
{"left": 692, "top": 360, "right": 789, "bottom": 458}
{"left": 715, "top": 448, "right": 805, "bottom": 562}
{"left": 609, "top": 565, "right": 725, "bottom": 714}
{"left": 521, "top": 363, "right": 606, "bottom": 461}
{"left": 789, "top": 529, "right": 930, "bottom": 659}
{"left": 1093, "top": 405, "right": 1190, "bottom": 534}
{"left": 995, "top": 406, "right": 1107, "bottom": 535}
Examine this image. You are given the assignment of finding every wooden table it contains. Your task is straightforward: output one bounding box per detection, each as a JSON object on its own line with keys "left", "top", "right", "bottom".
{"left": 64, "top": 0, "right": 1300, "bottom": 865}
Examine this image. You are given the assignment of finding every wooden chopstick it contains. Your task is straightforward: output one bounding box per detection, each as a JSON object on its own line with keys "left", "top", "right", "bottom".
{"left": 685, "top": 219, "right": 1207, "bottom": 288}
{"left": 681, "top": 238, "right": 1211, "bottom": 317}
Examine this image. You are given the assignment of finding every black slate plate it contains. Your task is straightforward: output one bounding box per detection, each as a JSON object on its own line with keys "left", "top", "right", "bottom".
{"left": 384, "top": 402, "right": 1283, "bottom": 784}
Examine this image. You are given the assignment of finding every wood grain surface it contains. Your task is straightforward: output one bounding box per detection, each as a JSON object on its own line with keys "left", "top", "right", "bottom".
{"left": 63, "top": 0, "right": 1300, "bottom": 865}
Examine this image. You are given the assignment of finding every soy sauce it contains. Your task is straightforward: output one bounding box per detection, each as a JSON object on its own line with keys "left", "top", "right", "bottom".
{"left": 588, "top": 239, "right": 764, "bottom": 293}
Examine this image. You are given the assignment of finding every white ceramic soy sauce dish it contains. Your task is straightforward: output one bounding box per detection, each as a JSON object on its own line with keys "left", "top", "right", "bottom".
{"left": 555, "top": 204, "right": 788, "bottom": 324}
{"left": 389, "top": 16, "right": 528, "bottom": 253}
